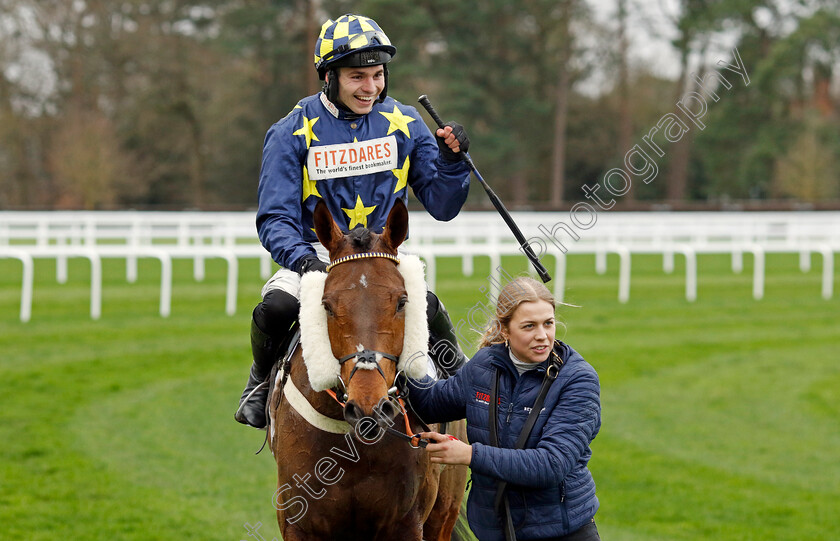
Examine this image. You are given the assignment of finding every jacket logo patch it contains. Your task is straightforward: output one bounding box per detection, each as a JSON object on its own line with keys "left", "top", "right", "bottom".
{"left": 474, "top": 391, "right": 501, "bottom": 405}
{"left": 307, "top": 136, "right": 397, "bottom": 180}
{"left": 523, "top": 406, "right": 546, "bottom": 414}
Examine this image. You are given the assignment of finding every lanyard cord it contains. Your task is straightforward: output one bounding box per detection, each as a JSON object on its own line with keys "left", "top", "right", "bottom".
{"left": 489, "top": 349, "right": 563, "bottom": 541}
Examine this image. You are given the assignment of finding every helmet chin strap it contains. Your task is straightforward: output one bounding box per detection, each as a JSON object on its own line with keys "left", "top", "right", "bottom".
{"left": 323, "top": 69, "right": 341, "bottom": 106}
{"left": 378, "top": 64, "right": 389, "bottom": 103}
{"left": 323, "top": 65, "right": 389, "bottom": 117}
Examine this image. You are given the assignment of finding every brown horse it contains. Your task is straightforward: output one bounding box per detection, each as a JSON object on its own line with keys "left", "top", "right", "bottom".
{"left": 268, "top": 199, "right": 468, "bottom": 541}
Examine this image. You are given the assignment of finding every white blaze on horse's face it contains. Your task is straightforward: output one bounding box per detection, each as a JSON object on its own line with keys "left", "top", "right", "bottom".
{"left": 359, "top": 274, "right": 368, "bottom": 288}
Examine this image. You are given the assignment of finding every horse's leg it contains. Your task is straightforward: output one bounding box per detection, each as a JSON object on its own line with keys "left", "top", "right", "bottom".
{"left": 281, "top": 523, "right": 318, "bottom": 541}
{"left": 422, "top": 493, "right": 449, "bottom": 541}
{"left": 423, "top": 420, "right": 469, "bottom": 541}
{"left": 423, "top": 466, "right": 467, "bottom": 540}
{"left": 380, "top": 512, "right": 425, "bottom": 541}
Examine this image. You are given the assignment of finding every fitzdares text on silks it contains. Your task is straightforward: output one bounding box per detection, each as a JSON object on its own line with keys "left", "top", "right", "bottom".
{"left": 307, "top": 136, "right": 398, "bottom": 180}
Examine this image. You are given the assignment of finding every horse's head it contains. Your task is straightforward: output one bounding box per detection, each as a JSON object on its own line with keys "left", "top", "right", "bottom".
{"left": 313, "top": 199, "right": 410, "bottom": 428}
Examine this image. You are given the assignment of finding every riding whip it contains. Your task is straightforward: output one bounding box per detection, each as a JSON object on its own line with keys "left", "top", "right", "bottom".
{"left": 418, "top": 95, "right": 551, "bottom": 283}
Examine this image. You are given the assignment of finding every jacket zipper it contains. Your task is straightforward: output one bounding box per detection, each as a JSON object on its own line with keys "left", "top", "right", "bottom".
{"left": 504, "top": 371, "right": 525, "bottom": 425}
{"left": 560, "top": 481, "right": 569, "bottom": 531}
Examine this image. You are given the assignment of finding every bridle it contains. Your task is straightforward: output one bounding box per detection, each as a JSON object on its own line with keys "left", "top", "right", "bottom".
{"left": 338, "top": 349, "right": 399, "bottom": 384}
{"left": 326, "top": 250, "right": 403, "bottom": 389}
{"left": 321, "top": 250, "right": 431, "bottom": 448}
{"left": 325, "top": 251, "right": 400, "bottom": 272}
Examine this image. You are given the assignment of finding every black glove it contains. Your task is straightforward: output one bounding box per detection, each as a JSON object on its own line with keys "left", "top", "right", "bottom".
{"left": 297, "top": 255, "right": 328, "bottom": 275}
{"left": 436, "top": 121, "right": 470, "bottom": 162}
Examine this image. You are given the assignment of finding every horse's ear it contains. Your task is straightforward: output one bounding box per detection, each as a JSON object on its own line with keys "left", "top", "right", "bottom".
{"left": 313, "top": 200, "right": 343, "bottom": 253}
{"left": 382, "top": 198, "right": 408, "bottom": 251}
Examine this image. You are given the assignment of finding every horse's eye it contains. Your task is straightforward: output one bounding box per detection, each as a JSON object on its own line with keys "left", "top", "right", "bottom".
{"left": 322, "top": 300, "right": 335, "bottom": 317}
{"left": 396, "top": 295, "right": 408, "bottom": 313}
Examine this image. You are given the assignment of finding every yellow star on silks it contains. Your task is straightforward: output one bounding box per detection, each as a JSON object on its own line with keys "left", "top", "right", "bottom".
{"left": 293, "top": 116, "right": 320, "bottom": 148}
{"left": 301, "top": 166, "right": 321, "bottom": 201}
{"left": 343, "top": 195, "right": 377, "bottom": 229}
{"left": 392, "top": 156, "right": 410, "bottom": 193}
{"left": 379, "top": 105, "right": 415, "bottom": 137}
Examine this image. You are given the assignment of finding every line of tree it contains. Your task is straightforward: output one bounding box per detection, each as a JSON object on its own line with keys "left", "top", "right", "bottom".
{"left": 0, "top": 0, "right": 838, "bottom": 210}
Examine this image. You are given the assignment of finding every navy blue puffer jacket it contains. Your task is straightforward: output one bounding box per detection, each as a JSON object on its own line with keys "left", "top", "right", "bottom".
{"left": 408, "top": 341, "right": 600, "bottom": 541}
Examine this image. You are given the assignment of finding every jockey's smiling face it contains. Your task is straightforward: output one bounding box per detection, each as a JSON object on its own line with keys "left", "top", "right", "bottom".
{"left": 334, "top": 65, "right": 385, "bottom": 115}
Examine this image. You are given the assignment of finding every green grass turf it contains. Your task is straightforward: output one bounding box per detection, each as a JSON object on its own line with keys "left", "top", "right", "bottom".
{"left": 1, "top": 251, "right": 838, "bottom": 540}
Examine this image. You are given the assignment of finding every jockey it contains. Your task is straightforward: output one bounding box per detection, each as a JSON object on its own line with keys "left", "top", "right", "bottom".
{"left": 235, "top": 14, "right": 472, "bottom": 428}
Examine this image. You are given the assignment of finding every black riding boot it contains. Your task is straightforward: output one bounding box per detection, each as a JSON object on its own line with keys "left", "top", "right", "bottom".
{"left": 235, "top": 290, "right": 299, "bottom": 428}
{"left": 234, "top": 319, "right": 278, "bottom": 428}
{"left": 426, "top": 290, "right": 468, "bottom": 378}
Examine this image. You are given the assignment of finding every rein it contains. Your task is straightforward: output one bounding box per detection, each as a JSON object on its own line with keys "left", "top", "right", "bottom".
{"left": 377, "top": 396, "right": 431, "bottom": 449}
{"left": 324, "top": 355, "right": 432, "bottom": 449}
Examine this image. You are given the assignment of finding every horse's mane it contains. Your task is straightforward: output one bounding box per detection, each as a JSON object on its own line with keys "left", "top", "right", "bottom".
{"left": 347, "top": 227, "right": 374, "bottom": 252}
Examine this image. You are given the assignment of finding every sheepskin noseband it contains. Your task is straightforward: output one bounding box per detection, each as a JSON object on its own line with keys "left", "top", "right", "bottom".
{"left": 298, "top": 254, "right": 429, "bottom": 392}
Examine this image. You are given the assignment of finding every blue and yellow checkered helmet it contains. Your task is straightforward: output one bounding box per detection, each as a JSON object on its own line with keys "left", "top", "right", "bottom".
{"left": 314, "top": 14, "right": 396, "bottom": 80}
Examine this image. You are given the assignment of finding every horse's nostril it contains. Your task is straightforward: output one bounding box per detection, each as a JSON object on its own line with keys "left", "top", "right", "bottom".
{"left": 344, "top": 400, "right": 363, "bottom": 426}
{"left": 376, "top": 397, "right": 401, "bottom": 421}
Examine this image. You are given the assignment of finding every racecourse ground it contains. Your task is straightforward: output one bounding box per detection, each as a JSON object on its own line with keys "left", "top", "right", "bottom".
{"left": 1, "top": 253, "right": 838, "bottom": 540}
